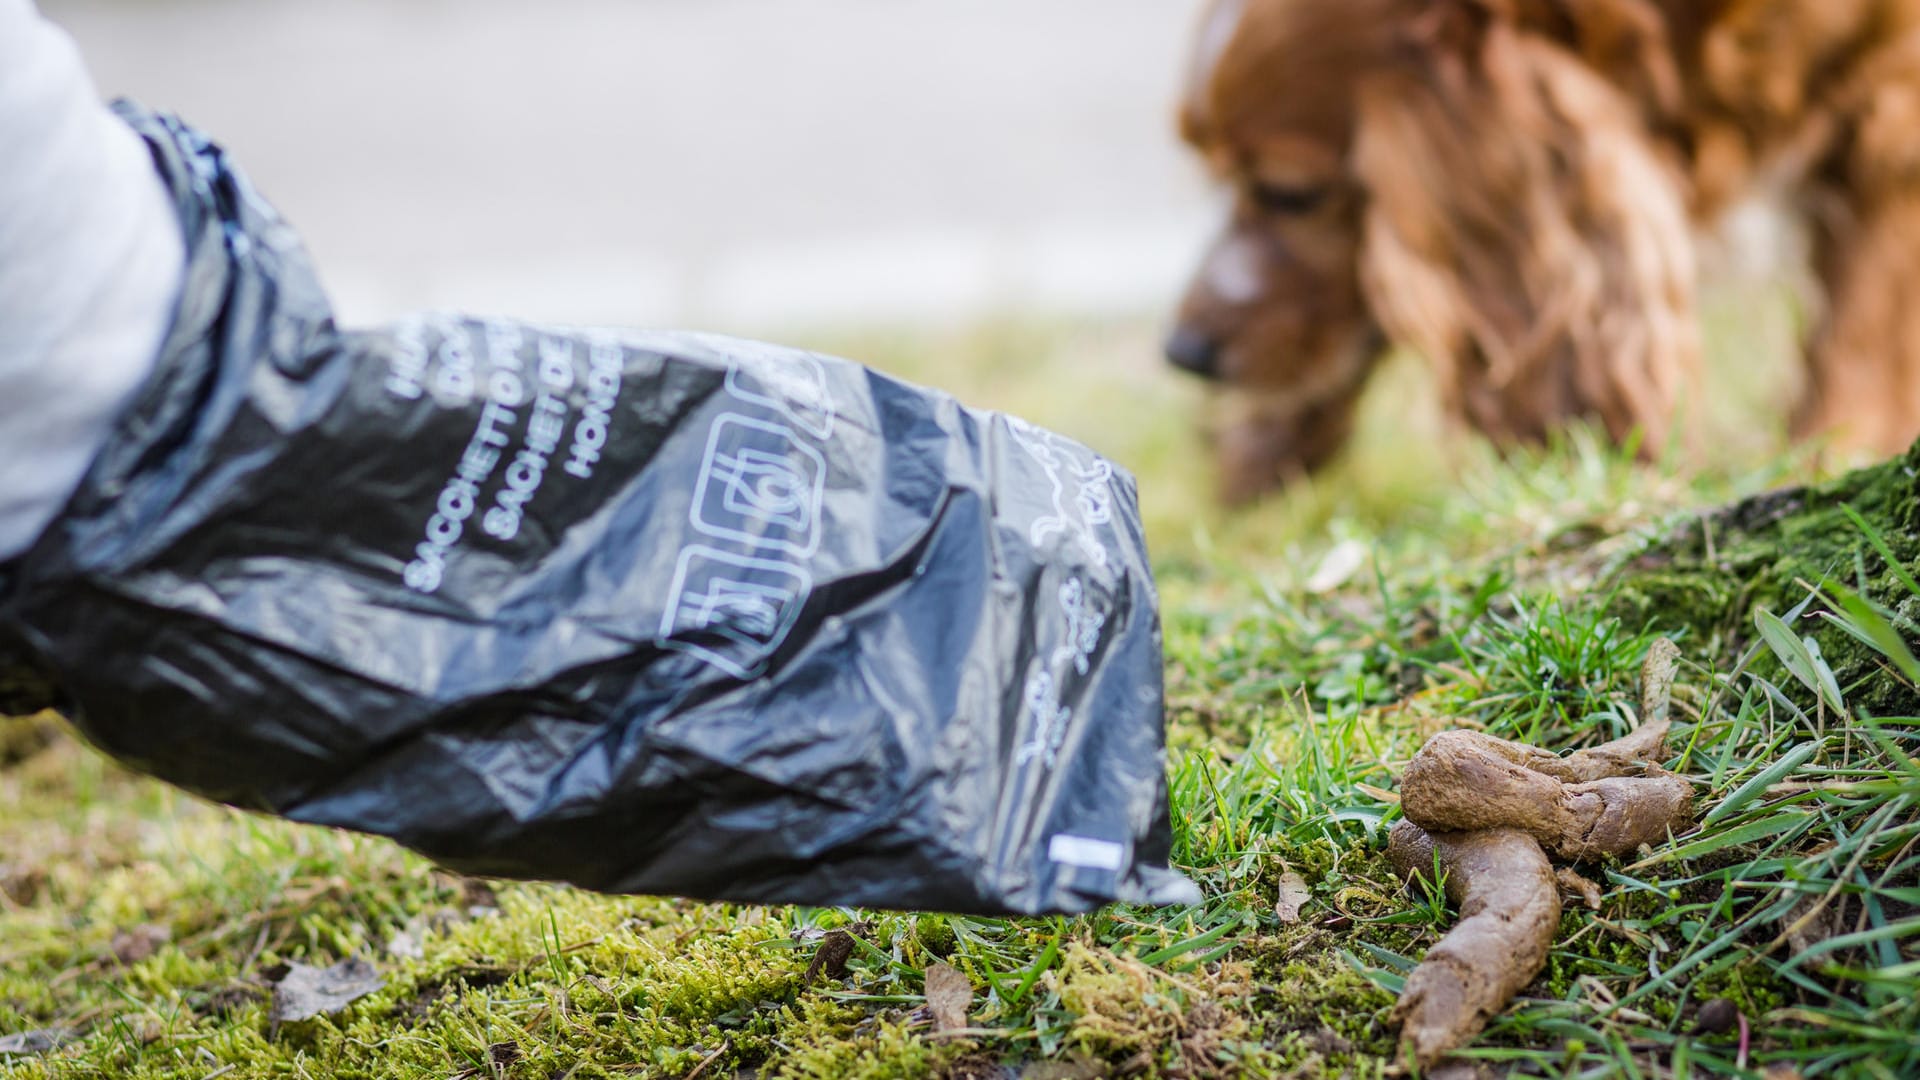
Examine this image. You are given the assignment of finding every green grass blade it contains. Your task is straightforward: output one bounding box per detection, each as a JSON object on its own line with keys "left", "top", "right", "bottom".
{"left": 1701, "top": 739, "right": 1824, "bottom": 827}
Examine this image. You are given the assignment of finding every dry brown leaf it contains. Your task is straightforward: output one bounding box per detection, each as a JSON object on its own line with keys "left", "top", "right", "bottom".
{"left": 801, "top": 929, "right": 857, "bottom": 985}
{"left": 1306, "top": 539, "right": 1369, "bottom": 593}
{"left": 1275, "top": 870, "right": 1312, "bottom": 923}
{"left": 1639, "top": 636, "right": 1680, "bottom": 729}
{"left": 268, "top": 957, "right": 386, "bottom": 1023}
{"left": 459, "top": 878, "right": 501, "bottom": 918}
{"left": 0, "top": 1028, "right": 74, "bottom": 1057}
{"left": 924, "top": 961, "right": 972, "bottom": 1032}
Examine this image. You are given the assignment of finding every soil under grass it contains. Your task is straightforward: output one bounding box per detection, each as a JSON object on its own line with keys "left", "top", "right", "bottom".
{"left": 3, "top": 316, "right": 1917, "bottom": 1079}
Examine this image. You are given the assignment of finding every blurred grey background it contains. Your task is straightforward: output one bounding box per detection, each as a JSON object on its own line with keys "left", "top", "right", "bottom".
{"left": 46, "top": 0, "right": 1218, "bottom": 335}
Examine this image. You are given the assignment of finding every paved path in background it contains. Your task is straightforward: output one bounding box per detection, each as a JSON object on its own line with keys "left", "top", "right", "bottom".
{"left": 47, "top": 0, "right": 1219, "bottom": 333}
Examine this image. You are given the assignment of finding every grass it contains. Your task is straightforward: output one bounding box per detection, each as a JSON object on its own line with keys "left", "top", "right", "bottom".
{"left": 4, "top": 296, "right": 1919, "bottom": 1078}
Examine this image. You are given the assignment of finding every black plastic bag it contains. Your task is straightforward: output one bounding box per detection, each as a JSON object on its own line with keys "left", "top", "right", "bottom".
{"left": 0, "top": 105, "right": 1198, "bottom": 915}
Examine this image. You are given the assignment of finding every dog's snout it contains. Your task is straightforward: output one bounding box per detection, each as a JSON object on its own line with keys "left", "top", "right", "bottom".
{"left": 1165, "top": 326, "right": 1223, "bottom": 377}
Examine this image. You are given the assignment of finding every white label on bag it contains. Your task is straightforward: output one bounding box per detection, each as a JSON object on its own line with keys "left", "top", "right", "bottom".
{"left": 1047, "top": 834, "right": 1124, "bottom": 871}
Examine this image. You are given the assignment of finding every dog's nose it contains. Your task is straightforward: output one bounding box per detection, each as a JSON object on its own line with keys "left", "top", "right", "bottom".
{"left": 1164, "top": 326, "right": 1221, "bottom": 378}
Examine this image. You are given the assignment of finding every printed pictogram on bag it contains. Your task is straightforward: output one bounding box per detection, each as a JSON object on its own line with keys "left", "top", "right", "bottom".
{"left": 659, "top": 545, "right": 812, "bottom": 679}
{"left": 689, "top": 414, "right": 826, "bottom": 558}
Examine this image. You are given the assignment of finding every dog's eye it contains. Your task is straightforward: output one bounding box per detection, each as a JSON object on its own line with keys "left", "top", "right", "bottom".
{"left": 1248, "top": 181, "right": 1329, "bottom": 215}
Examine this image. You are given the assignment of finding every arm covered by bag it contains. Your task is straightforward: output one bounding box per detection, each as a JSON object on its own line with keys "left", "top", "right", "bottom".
{"left": 0, "top": 105, "right": 1199, "bottom": 915}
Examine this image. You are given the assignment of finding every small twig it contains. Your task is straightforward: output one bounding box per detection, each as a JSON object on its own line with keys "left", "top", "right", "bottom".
{"left": 1639, "top": 636, "right": 1680, "bottom": 732}
{"left": 681, "top": 1040, "right": 729, "bottom": 1080}
{"left": 1588, "top": 916, "right": 1653, "bottom": 949}
{"left": 925, "top": 1026, "right": 1020, "bottom": 1040}
{"left": 1356, "top": 783, "right": 1401, "bottom": 804}
{"left": 239, "top": 922, "right": 271, "bottom": 974}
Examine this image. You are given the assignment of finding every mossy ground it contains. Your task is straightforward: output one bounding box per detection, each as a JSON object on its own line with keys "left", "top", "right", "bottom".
{"left": 4, "top": 295, "right": 1918, "bottom": 1078}
{"left": 1606, "top": 435, "right": 1920, "bottom": 720}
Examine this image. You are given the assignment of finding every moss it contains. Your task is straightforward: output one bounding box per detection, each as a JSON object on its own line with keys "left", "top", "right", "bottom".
{"left": 1607, "top": 437, "right": 1920, "bottom": 717}
{"left": 1042, "top": 946, "right": 1285, "bottom": 1078}
{"left": 1692, "top": 966, "right": 1789, "bottom": 1020}
{"left": 1048, "top": 944, "right": 1186, "bottom": 1060}
{"left": 768, "top": 1010, "right": 957, "bottom": 1080}
{"left": 912, "top": 915, "right": 957, "bottom": 959}
{"left": 1247, "top": 947, "right": 1397, "bottom": 1061}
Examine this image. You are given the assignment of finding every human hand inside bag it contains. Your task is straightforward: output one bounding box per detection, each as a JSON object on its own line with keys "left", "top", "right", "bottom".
{"left": 0, "top": 0, "right": 1197, "bottom": 916}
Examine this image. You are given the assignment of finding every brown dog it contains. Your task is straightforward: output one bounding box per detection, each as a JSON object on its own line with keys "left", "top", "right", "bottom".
{"left": 1169, "top": 0, "right": 1920, "bottom": 501}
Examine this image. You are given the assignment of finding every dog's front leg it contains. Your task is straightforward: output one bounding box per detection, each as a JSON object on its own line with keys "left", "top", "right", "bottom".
{"left": 1796, "top": 188, "right": 1920, "bottom": 456}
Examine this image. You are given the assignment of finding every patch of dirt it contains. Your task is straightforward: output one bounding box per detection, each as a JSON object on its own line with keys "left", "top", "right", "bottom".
{"left": 391, "top": 960, "right": 519, "bottom": 1025}
{"left": 109, "top": 923, "right": 171, "bottom": 966}
{"left": 389, "top": 982, "right": 451, "bottom": 1026}
{"left": 1016, "top": 1058, "right": 1108, "bottom": 1080}
{"left": 450, "top": 1040, "right": 525, "bottom": 1080}
{"left": 1162, "top": 999, "right": 1245, "bottom": 1080}
{"left": 943, "top": 1053, "right": 1019, "bottom": 1080}
{"left": 0, "top": 863, "right": 46, "bottom": 906}
{"left": 191, "top": 983, "right": 266, "bottom": 1020}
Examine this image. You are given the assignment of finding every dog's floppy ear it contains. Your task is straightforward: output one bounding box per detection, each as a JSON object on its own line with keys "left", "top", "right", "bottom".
{"left": 1351, "top": 16, "right": 1699, "bottom": 451}
{"left": 1409, "top": 0, "right": 1682, "bottom": 113}
{"left": 1401, "top": 0, "right": 1501, "bottom": 57}
{"left": 1558, "top": 0, "right": 1684, "bottom": 117}
{"left": 1178, "top": 0, "right": 1259, "bottom": 155}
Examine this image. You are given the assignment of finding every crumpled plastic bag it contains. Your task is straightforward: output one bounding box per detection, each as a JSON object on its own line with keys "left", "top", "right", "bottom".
{"left": 0, "top": 104, "right": 1199, "bottom": 915}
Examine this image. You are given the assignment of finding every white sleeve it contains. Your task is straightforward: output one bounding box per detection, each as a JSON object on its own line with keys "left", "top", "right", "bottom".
{"left": 0, "top": 0, "right": 185, "bottom": 560}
